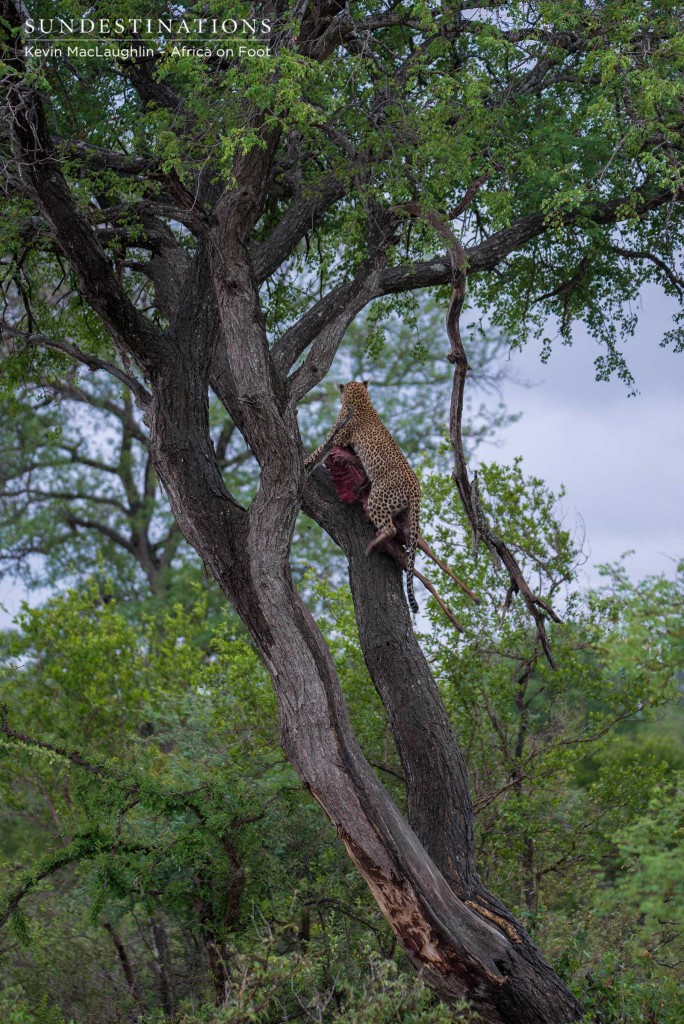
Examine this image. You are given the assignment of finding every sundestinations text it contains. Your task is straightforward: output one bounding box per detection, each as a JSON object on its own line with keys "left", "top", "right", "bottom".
{"left": 24, "top": 17, "right": 272, "bottom": 36}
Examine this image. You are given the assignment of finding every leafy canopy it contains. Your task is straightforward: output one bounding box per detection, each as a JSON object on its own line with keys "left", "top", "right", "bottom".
{"left": 2, "top": 0, "right": 684, "bottom": 397}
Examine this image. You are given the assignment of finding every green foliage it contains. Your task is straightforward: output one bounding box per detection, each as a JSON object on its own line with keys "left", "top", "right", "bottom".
{"left": 132, "top": 955, "right": 470, "bottom": 1024}
{"left": 606, "top": 782, "right": 684, "bottom": 938}
{"left": 1, "top": 294, "right": 514, "bottom": 597}
{"left": 0, "top": 580, "right": 387, "bottom": 1020}
{"left": 5, "top": 0, "right": 684, "bottom": 391}
{"left": 0, "top": 988, "right": 70, "bottom": 1024}
{"left": 411, "top": 461, "right": 683, "bottom": 1019}
{"left": 284, "top": 464, "right": 684, "bottom": 1023}
{"left": 1, "top": 461, "right": 683, "bottom": 1021}
{"left": 0, "top": 382, "right": 181, "bottom": 597}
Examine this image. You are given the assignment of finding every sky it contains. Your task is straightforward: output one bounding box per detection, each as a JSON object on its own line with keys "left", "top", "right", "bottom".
{"left": 488, "top": 285, "right": 684, "bottom": 587}
{"left": 1, "top": 285, "right": 682, "bottom": 627}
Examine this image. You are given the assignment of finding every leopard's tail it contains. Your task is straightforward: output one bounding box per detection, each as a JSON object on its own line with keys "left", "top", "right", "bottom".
{"left": 405, "top": 499, "right": 420, "bottom": 614}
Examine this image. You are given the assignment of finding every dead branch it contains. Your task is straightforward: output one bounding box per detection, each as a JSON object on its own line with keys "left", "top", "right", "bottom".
{"left": 394, "top": 203, "right": 561, "bottom": 669}
{"left": 417, "top": 535, "right": 481, "bottom": 604}
{"left": 413, "top": 566, "right": 465, "bottom": 632}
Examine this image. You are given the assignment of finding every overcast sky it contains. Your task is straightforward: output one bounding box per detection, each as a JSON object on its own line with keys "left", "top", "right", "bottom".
{"left": 1, "top": 285, "right": 682, "bottom": 628}
{"left": 487, "top": 284, "right": 684, "bottom": 587}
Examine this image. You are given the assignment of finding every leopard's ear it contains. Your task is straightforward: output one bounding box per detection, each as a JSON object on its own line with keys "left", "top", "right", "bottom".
{"left": 337, "top": 383, "right": 345, "bottom": 394}
{"left": 362, "top": 379, "right": 369, "bottom": 389}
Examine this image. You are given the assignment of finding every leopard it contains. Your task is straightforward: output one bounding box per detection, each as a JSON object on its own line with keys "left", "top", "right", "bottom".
{"left": 305, "top": 380, "right": 421, "bottom": 613}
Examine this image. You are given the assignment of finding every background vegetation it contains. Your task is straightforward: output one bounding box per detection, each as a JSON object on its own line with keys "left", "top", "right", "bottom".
{"left": 1, "top": 306, "right": 682, "bottom": 1024}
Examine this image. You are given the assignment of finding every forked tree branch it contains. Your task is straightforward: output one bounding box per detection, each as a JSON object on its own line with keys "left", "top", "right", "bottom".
{"left": 3, "top": 328, "right": 151, "bottom": 405}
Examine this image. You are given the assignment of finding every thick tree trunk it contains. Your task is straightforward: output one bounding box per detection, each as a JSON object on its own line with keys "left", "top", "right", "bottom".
{"left": 153, "top": 434, "right": 581, "bottom": 1022}
{"left": 144, "top": 324, "right": 582, "bottom": 1021}
{"left": 131, "top": 228, "right": 583, "bottom": 1024}
{"left": 303, "top": 473, "right": 476, "bottom": 888}
{"left": 302, "top": 471, "right": 583, "bottom": 1022}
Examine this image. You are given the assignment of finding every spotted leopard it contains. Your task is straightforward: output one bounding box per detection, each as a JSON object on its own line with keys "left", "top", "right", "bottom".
{"left": 306, "top": 381, "right": 421, "bottom": 613}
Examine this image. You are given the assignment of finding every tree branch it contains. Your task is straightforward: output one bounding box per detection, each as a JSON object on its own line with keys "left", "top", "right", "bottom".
{"left": 64, "top": 516, "right": 136, "bottom": 555}
{"left": 41, "top": 381, "right": 149, "bottom": 444}
{"left": 273, "top": 188, "right": 675, "bottom": 380}
{"left": 53, "top": 137, "right": 154, "bottom": 176}
{"left": 0, "top": 487, "right": 130, "bottom": 515}
{"left": 57, "top": 445, "right": 122, "bottom": 477}
{"left": 2, "top": 329, "right": 151, "bottom": 406}
{"left": 394, "top": 203, "right": 561, "bottom": 667}
{"left": 610, "top": 245, "right": 684, "bottom": 293}
{"left": 3, "top": 10, "right": 168, "bottom": 377}
{"left": 0, "top": 705, "right": 110, "bottom": 778}
{"left": 0, "top": 841, "right": 97, "bottom": 929}
{"left": 252, "top": 173, "right": 346, "bottom": 283}
{"left": 286, "top": 262, "right": 386, "bottom": 404}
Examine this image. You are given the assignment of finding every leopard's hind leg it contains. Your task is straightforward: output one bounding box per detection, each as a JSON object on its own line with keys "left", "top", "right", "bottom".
{"left": 365, "top": 486, "right": 401, "bottom": 556}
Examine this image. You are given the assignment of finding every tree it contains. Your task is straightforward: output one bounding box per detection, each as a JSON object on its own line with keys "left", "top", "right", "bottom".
{"left": 2, "top": 2, "right": 683, "bottom": 1020}
{"left": 0, "top": 383, "right": 184, "bottom": 596}
{"left": 418, "top": 463, "right": 682, "bottom": 927}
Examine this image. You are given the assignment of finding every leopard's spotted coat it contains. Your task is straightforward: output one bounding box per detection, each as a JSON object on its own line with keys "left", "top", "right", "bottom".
{"left": 306, "top": 381, "right": 421, "bottom": 613}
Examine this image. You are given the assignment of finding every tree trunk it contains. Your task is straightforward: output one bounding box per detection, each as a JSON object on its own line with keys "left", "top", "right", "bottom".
{"left": 150, "top": 911, "right": 173, "bottom": 1016}
{"left": 145, "top": 321, "right": 582, "bottom": 1022}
